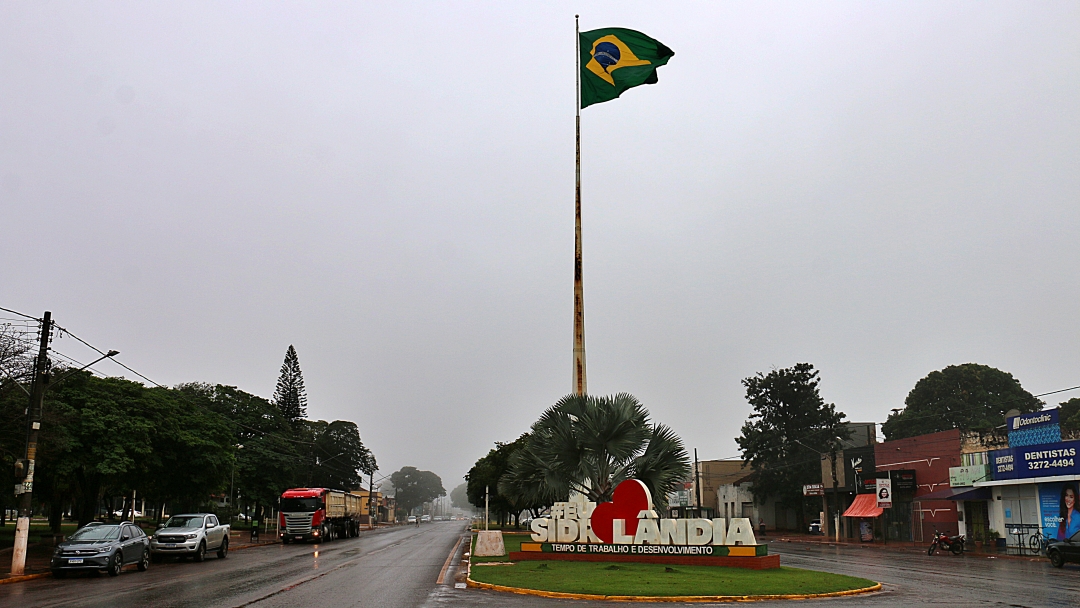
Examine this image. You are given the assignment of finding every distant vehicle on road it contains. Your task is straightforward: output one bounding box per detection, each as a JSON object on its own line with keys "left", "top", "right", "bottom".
{"left": 279, "top": 488, "right": 362, "bottom": 543}
{"left": 407, "top": 515, "right": 417, "bottom": 524}
{"left": 808, "top": 520, "right": 822, "bottom": 535}
{"left": 52, "top": 522, "right": 150, "bottom": 577}
{"left": 1047, "top": 530, "right": 1080, "bottom": 567}
{"left": 150, "top": 513, "right": 229, "bottom": 562}
{"left": 421, "top": 515, "right": 431, "bottom": 523}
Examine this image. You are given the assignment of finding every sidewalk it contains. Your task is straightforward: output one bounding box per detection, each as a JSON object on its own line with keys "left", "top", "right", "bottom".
{"left": 0, "top": 543, "right": 55, "bottom": 583}
{"left": 767, "top": 531, "right": 1045, "bottom": 562}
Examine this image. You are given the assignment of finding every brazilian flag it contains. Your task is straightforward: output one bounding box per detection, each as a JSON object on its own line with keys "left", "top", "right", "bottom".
{"left": 580, "top": 28, "right": 673, "bottom": 109}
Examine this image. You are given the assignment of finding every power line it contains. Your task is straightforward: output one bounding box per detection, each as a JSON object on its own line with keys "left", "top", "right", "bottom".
{"left": 0, "top": 306, "right": 39, "bottom": 321}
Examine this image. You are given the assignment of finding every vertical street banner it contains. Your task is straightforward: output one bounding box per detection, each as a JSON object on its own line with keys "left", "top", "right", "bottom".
{"left": 876, "top": 478, "right": 892, "bottom": 509}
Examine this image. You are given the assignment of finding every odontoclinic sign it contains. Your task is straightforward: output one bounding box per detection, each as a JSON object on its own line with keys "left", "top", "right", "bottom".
{"left": 529, "top": 479, "right": 759, "bottom": 547}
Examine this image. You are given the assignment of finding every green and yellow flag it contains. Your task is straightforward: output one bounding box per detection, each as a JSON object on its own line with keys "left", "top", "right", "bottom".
{"left": 579, "top": 28, "right": 673, "bottom": 109}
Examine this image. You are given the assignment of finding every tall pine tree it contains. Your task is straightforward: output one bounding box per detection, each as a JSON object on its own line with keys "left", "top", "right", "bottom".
{"left": 273, "top": 345, "right": 308, "bottom": 426}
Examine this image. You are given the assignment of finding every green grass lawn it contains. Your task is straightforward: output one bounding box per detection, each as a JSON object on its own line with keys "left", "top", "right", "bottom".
{"left": 470, "top": 561, "right": 876, "bottom": 597}
{"left": 470, "top": 532, "right": 531, "bottom": 563}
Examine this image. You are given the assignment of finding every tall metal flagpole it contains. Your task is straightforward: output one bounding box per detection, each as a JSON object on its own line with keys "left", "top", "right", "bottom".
{"left": 573, "top": 14, "right": 587, "bottom": 396}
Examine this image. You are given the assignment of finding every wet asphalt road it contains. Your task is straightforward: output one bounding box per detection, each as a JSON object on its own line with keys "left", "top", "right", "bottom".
{"left": 5, "top": 525, "right": 1080, "bottom": 607}
{"left": 0, "top": 521, "right": 470, "bottom": 608}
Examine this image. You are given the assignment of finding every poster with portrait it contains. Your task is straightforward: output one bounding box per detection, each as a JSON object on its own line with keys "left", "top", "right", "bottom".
{"left": 1038, "top": 482, "right": 1080, "bottom": 541}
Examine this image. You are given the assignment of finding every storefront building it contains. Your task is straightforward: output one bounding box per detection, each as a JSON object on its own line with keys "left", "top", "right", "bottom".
{"left": 973, "top": 408, "right": 1080, "bottom": 554}
{"left": 873, "top": 429, "right": 960, "bottom": 542}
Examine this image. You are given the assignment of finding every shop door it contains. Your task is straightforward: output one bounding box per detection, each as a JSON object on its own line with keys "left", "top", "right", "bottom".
{"left": 1002, "top": 485, "right": 1040, "bottom": 553}
{"left": 964, "top": 501, "right": 990, "bottom": 543}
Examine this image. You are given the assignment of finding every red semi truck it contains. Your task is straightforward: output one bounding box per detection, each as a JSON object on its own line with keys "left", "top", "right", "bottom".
{"left": 279, "top": 488, "right": 363, "bottom": 543}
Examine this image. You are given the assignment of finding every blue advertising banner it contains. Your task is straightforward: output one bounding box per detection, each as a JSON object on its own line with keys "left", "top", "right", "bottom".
{"left": 990, "top": 448, "right": 1017, "bottom": 480}
{"left": 1039, "top": 482, "right": 1080, "bottom": 542}
{"left": 1008, "top": 409, "right": 1061, "bottom": 448}
{"left": 990, "top": 439, "right": 1080, "bottom": 481}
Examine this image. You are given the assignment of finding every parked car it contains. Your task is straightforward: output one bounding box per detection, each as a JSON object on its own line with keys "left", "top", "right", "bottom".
{"left": 421, "top": 515, "right": 432, "bottom": 522}
{"left": 51, "top": 521, "right": 150, "bottom": 577}
{"left": 1047, "top": 530, "right": 1080, "bottom": 568}
{"left": 808, "top": 519, "right": 822, "bottom": 535}
{"left": 150, "top": 513, "right": 229, "bottom": 562}
{"left": 407, "top": 515, "right": 417, "bottom": 524}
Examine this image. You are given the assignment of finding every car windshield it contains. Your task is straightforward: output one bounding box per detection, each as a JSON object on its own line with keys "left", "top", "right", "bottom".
{"left": 70, "top": 525, "right": 121, "bottom": 541}
{"left": 1071, "top": 529, "right": 1080, "bottom": 543}
{"left": 164, "top": 516, "right": 205, "bottom": 528}
{"left": 281, "top": 497, "right": 320, "bottom": 512}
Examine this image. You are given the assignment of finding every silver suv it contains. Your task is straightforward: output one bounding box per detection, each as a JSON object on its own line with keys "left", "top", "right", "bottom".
{"left": 150, "top": 513, "right": 229, "bottom": 562}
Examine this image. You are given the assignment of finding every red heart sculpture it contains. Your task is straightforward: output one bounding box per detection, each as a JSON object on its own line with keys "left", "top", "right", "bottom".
{"left": 590, "top": 480, "right": 652, "bottom": 544}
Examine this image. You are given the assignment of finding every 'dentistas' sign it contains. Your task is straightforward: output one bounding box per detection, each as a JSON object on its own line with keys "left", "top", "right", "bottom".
{"left": 529, "top": 479, "right": 759, "bottom": 547}
{"left": 990, "top": 439, "right": 1080, "bottom": 481}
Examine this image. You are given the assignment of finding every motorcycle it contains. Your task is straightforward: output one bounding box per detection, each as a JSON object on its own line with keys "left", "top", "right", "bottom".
{"left": 928, "top": 529, "right": 965, "bottom": 555}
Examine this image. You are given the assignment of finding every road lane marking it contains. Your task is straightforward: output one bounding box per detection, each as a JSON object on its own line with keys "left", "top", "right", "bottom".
{"left": 436, "top": 535, "right": 465, "bottom": 585}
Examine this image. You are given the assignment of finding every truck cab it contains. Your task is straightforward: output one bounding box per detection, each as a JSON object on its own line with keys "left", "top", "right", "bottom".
{"left": 280, "top": 489, "right": 328, "bottom": 543}
{"left": 280, "top": 487, "right": 362, "bottom": 543}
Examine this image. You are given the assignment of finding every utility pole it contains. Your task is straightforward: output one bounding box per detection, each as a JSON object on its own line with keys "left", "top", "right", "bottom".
{"left": 694, "top": 448, "right": 702, "bottom": 518}
{"left": 369, "top": 472, "right": 377, "bottom": 530}
{"left": 484, "top": 485, "right": 489, "bottom": 531}
{"left": 830, "top": 450, "right": 841, "bottom": 543}
{"left": 11, "top": 311, "right": 52, "bottom": 576}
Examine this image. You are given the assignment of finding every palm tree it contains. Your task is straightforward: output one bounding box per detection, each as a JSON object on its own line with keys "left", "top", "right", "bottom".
{"left": 502, "top": 393, "right": 690, "bottom": 510}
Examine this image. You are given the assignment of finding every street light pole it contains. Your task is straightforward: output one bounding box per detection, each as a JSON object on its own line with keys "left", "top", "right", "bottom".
{"left": 10, "top": 311, "right": 51, "bottom": 576}
{"left": 10, "top": 312, "right": 118, "bottom": 576}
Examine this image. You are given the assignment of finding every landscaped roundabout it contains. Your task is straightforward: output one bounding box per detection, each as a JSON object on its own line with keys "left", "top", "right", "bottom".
{"left": 469, "top": 531, "right": 879, "bottom": 602}
{"left": 469, "top": 559, "right": 879, "bottom": 602}
{"left": 468, "top": 480, "right": 880, "bottom": 602}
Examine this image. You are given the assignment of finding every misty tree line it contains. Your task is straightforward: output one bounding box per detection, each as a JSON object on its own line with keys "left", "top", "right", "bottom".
{"left": 0, "top": 342, "right": 376, "bottom": 529}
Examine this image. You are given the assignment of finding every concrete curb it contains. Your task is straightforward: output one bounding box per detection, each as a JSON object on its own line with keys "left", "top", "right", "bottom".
{"left": 466, "top": 576, "right": 882, "bottom": 602}
{"left": 0, "top": 572, "right": 51, "bottom": 585}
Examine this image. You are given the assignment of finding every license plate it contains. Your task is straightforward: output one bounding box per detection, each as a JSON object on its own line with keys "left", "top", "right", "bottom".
{"left": 295, "top": 536, "right": 303, "bottom": 540}
{"left": 165, "top": 544, "right": 176, "bottom": 548}
{"left": 67, "top": 558, "right": 83, "bottom": 564}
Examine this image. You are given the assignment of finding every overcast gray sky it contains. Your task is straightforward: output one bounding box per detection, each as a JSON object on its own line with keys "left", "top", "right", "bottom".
{"left": 3, "top": 1, "right": 1079, "bottom": 491}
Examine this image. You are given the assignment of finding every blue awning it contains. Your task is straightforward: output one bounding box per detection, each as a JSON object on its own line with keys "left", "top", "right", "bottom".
{"left": 918, "top": 486, "right": 991, "bottom": 501}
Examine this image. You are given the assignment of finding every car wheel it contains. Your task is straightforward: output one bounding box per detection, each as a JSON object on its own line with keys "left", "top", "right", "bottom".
{"left": 1049, "top": 549, "right": 1065, "bottom": 568}
{"left": 193, "top": 541, "right": 206, "bottom": 563}
{"left": 217, "top": 538, "right": 229, "bottom": 559}
{"left": 107, "top": 552, "right": 123, "bottom": 577}
{"left": 927, "top": 542, "right": 937, "bottom": 556}
{"left": 138, "top": 549, "right": 150, "bottom": 571}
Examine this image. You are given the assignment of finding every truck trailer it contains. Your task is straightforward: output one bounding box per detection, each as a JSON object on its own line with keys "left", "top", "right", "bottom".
{"left": 279, "top": 488, "right": 363, "bottom": 543}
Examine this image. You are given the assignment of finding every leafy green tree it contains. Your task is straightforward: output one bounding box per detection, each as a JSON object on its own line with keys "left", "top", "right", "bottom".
{"left": 506, "top": 393, "right": 689, "bottom": 511}
{"left": 175, "top": 383, "right": 299, "bottom": 519}
{"left": 882, "top": 363, "right": 1042, "bottom": 440}
{"left": 390, "top": 466, "right": 445, "bottom": 515}
{"left": 304, "top": 419, "right": 376, "bottom": 490}
{"left": 0, "top": 378, "right": 31, "bottom": 525}
{"left": 450, "top": 482, "right": 470, "bottom": 511}
{"left": 273, "top": 345, "right": 308, "bottom": 427}
{"left": 466, "top": 435, "right": 529, "bottom": 526}
{"left": 737, "top": 363, "right": 848, "bottom": 518}
{"left": 1061, "top": 398, "right": 1080, "bottom": 435}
